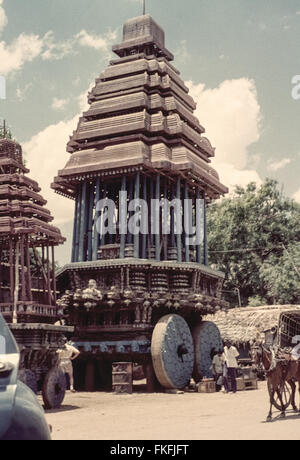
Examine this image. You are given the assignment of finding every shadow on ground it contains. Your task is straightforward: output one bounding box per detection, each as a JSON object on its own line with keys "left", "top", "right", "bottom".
{"left": 45, "top": 405, "right": 81, "bottom": 414}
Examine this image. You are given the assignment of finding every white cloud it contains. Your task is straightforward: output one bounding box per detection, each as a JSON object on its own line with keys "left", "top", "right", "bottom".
{"left": 76, "top": 29, "right": 117, "bottom": 51}
{"left": 51, "top": 97, "right": 68, "bottom": 110}
{"left": 0, "top": 1, "right": 116, "bottom": 75}
{"left": 41, "top": 31, "right": 76, "bottom": 61}
{"left": 23, "top": 88, "right": 91, "bottom": 226}
{"left": 187, "top": 78, "right": 263, "bottom": 191}
{"left": 0, "top": 33, "right": 44, "bottom": 76}
{"left": 16, "top": 82, "right": 33, "bottom": 101}
{"left": 0, "top": 0, "right": 7, "bottom": 34}
{"left": 174, "top": 40, "right": 190, "bottom": 66}
{"left": 293, "top": 188, "right": 300, "bottom": 203}
{"left": 23, "top": 116, "right": 77, "bottom": 225}
{"left": 268, "top": 158, "right": 291, "bottom": 172}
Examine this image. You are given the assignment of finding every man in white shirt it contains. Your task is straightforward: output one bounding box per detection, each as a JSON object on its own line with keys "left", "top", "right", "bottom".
{"left": 57, "top": 338, "right": 80, "bottom": 392}
{"left": 222, "top": 341, "right": 239, "bottom": 393}
{"left": 291, "top": 336, "right": 300, "bottom": 361}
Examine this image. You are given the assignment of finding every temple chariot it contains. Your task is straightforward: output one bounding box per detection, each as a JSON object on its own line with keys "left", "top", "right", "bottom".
{"left": 0, "top": 136, "right": 73, "bottom": 408}
{"left": 52, "top": 14, "right": 229, "bottom": 392}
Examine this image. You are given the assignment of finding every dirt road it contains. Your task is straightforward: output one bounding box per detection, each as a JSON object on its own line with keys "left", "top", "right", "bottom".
{"left": 44, "top": 382, "right": 300, "bottom": 440}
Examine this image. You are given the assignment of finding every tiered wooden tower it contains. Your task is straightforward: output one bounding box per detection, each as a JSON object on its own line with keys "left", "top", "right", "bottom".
{"left": 0, "top": 136, "right": 73, "bottom": 408}
{"left": 52, "top": 14, "right": 229, "bottom": 391}
{"left": 0, "top": 137, "right": 65, "bottom": 322}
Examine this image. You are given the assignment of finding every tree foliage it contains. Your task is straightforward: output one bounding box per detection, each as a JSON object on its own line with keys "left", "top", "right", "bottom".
{"left": 0, "top": 125, "right": 13, "bottom": 139}
{"left": 207, "top": 179, "right": 300, "bottom": 306}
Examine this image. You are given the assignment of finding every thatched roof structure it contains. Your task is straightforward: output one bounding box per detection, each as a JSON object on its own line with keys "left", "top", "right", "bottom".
{"left": 206, "top": 305, "right": 300, "bottom": 346}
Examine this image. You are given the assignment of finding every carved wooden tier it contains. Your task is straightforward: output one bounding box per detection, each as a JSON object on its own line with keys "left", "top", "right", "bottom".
{"left": 52, "top": 15, "right": 229, "bottom": 348}
{"left": 57, "top": 259, "right": 228, "bottom": 342}
{"left": 0, "top": 138, "right": 65, "bottom": 324}
{"left": 52, "top": 14, "right": 228, "bottom": 202}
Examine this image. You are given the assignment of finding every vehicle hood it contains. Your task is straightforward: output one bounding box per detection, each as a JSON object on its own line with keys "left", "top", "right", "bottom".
{"left": 0, "top": 354, "right": 19, "bottom": 439}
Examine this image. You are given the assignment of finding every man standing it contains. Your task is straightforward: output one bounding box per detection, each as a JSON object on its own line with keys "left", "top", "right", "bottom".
{"left": 57, "top": 338, "right": 80, "bottom": 392}
{"left": 212, "top": 350, "right": 225, "bottom": 392}
{"left": 223, "top": 341, "right": 239, "bottom": 394}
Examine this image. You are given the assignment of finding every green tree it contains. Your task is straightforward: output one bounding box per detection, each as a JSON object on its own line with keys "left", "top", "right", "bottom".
{"left": 207, "top": 179, "right": 300, "bottom": 306}
{"left": 0, "top": 125, "right": 13, "bottom": 139}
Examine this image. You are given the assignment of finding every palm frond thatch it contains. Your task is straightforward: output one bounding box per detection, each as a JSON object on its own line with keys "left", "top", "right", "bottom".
{"left": 206, "top": 305, "right": 300, "bottom": 345}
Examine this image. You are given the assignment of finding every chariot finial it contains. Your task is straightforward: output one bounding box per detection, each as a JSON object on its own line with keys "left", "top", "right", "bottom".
{"left": 143, "top": 0, "right": 146, "bottom": 15}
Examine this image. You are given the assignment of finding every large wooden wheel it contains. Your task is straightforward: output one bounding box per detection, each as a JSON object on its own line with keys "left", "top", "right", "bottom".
{"left": 192, "top": 321, "right": 223, "bottom": 382}
{"left": 151, "top": 314, "right": 194, "bottom": 390}
{"left": 42, "top": 366, "right": 67, "bottom": 410}
{"left": 19, "top": 369, "right": 38, "bottom": 394}
{"left": 267, "top": 380, "right": 291, "bottom": 411}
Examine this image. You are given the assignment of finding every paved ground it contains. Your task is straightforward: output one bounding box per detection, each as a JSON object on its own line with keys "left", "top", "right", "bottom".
{"left": 44, "top": 381, "right": 300, "bottom": 441}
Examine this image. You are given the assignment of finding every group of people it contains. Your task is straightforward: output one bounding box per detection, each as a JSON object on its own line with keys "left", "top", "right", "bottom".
{"left": 212, "top": 341, "right": 240, "bottom": 394}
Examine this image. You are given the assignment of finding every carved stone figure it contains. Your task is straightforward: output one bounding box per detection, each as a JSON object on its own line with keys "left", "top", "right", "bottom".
{"left": 82, "top": 280, "right": 103, "bottom": 311}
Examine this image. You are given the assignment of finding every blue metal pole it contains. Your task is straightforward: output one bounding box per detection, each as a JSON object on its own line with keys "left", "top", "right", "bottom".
{"left": 196, "top": 188, "right": 202, "bottom": 264}
{"left": 120, "top": 176, "right": 127, "bottom": 259}
{"left": 142, "top": 175, "right": 147, "bottom": 259}
{"left": 155, "top": 173, "right": 161, "bottom": 261}
{"left": 71, "top": 191, "right": 79, "bottom": 262}
{"left": 100, "top": 183, "right": 107, "bottom": 247}
{"left": 74, "top": 183, "right": 82, "bottom": 262}
{"left": 134, "top": 172, "right": 141, "bottom": 259}
{"left": 203, "top": 192, "right": 208, "bottom": 266}
{"left": 170, "top": 184, "right": 175, "bottom": 249}
{"left": 92, "top": 177, "right": 101, "bottom": 261}
{"left": 78, "top": 180, "right": 88, "bottom": 262}
{"left": 176, "top": 177, "right": 182, "bottom": 263}
{"left": 127, "top": 178, "right": 133, "bottom": 245}
{"left": 87, "top": 182, "right": 95, "bottom": 261}
{"left": 149, "top": 178, "right": 154, "bottom": 248}
{"left": 184, "top": 181, "right": 190, "bottom": 263}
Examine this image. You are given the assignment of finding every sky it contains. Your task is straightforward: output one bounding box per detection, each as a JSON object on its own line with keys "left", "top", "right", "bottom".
{"left": 0, "top": 0, "right": 299, "bottom": 265}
